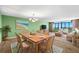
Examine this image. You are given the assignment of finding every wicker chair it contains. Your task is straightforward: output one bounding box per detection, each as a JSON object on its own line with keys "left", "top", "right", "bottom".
{"left": 72, "top": 34, "right": 79, "bottom": 47}
{"left": 47, "top": 36, "right": 55, "bottom": 53}
{"left": 38, "top": 39, "right": 48, "bottom": 53}
{"left": 16, "top": 34, "right": 30, "bottom": 53}
{"left": 38, "top": 36, "right": 55, "bottom": 53}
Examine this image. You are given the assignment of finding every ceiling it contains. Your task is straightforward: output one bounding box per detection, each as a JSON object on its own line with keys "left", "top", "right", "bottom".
{"left": 0, "top": 5, "right": 79, "bottom": 22}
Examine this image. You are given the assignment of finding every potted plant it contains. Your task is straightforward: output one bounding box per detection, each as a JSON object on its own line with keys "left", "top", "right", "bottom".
{"left": 2, "top": 25, "right": 11, "bottom": 41}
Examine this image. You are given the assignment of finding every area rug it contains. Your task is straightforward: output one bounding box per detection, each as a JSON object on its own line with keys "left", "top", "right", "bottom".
{"left": 11, "top": 42, "right": 64, "bottom": 53}
{"left": 53, "top": 45, "right": 63, "bottom": 53}
{"left": 11, "top": 42, "right": 18, "bottom": 53}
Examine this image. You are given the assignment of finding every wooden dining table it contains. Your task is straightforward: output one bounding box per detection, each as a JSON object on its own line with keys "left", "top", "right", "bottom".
{"left": 20, "top": 32, "right": 54, "bottom": 52}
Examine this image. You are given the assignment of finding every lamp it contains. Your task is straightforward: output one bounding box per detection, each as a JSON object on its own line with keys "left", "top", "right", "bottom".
{"left": 29, "top": 13, "right": 38, "bottom": 22}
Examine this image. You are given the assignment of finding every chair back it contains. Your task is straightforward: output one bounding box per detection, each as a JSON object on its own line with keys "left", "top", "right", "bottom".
{"left": 38, "top": 38, "right": 48, "bottom": 53}
{"left": 40, "top": 39, "right": 48, "bottom": 45}
{"left": 47, "top": 35, "right": 55, "bottom": 52}
{"left": 16, "top": 34, "right": 21, "bottom": 43}
{"left": 16, "top": 34, "right": 23, "bottom": 47}
{"left": 16, "top": 33, "right": 23, "bottom": 52}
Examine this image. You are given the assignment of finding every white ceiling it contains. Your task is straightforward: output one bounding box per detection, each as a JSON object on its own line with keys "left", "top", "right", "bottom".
{"left": 0, "top": 5, "right": 79, "bottom": 22}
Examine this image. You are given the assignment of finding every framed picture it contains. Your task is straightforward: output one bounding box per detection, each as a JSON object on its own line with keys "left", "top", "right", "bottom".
{"left": 16, "top": 20, "right": 29, "bottom": 30}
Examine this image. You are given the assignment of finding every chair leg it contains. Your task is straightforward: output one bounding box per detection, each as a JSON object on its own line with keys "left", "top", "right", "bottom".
{"left": 17, "top": 46, "right": 20, "bottom": 53}
{"left": 20, "top": 47, "right": 24, "bottom": 53}
{"left": 51, "top": 47, "right": 53, "bottom": 53}
{"left": 50, "top": 47, "right": 53, "bottom": 53}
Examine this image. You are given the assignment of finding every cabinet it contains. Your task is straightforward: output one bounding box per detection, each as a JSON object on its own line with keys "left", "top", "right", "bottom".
{"left": 49, "top": 22, "right": 53, "bottom": 32}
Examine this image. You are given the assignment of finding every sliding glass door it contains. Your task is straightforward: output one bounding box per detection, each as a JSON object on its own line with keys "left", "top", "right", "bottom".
{"left": 53, "top": 21, "right": 72, "bottom": 29}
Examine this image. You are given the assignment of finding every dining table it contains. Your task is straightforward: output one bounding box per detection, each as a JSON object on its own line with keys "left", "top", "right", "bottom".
{"left": 20, "top": 32, "right": 55, "bottom": 52}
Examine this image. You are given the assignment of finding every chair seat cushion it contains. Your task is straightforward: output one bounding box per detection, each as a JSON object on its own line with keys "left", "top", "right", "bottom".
{"left": 22, "top": 42, "right": 29, "bottom": 48}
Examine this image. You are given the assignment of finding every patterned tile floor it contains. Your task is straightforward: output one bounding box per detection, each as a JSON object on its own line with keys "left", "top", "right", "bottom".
{"left": 0, "top": 36, "right": 79, "bottom": 53}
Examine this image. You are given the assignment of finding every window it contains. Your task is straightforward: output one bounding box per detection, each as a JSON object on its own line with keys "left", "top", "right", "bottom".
{"left": 66, "top": 22, "right": 69, "bottom": 28}
{"left": 56, "top": 23, "right": 59, "bottom": 28}
{"left": 62, "top": 22, "right": 65, "bottom": 28}
{"left": 53, "top": 21, "right": 72, "bottom": 29}
{"left": 59, "top": 23, "right": 61, "bottom": 29}
{"left": 70, "top": 22, "right": 72, "bottom": 27}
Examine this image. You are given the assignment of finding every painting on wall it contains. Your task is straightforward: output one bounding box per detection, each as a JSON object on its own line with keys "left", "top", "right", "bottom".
{"left": 16, "top": 20, "right": 29, "bottom": 30}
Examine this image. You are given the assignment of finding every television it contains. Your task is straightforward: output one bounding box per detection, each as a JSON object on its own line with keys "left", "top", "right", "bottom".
{"left": 41, "top": 25, "right": 46, "bottom": 29}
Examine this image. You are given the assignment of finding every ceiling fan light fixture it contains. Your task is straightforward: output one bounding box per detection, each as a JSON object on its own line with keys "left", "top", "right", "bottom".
{"left": 29, "top": 13, "right": 38, "bottom": 22}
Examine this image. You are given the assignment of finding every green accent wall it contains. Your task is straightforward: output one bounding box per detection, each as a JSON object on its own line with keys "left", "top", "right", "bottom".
{"left": 2, "top": 15, "right": 16, "bottom": 37}
{"left": 0, "top": 14, "right": 2, "bottom": 42}
{"left": 2, "top": 15, "right": 48, "bottom": 37}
